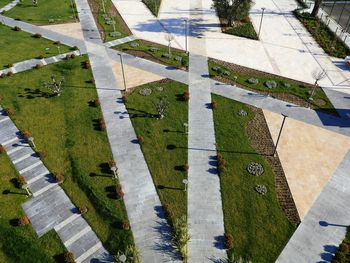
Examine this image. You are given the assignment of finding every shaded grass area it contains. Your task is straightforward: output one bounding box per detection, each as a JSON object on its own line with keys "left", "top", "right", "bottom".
{"left": 0, "top": 154, "right": 66, "bottom": 263}
{"left": 142, "top": 0, "right": 161, "bottom": 16}
{"left": 208, "top": 59, "right": 336, "bottom": 114}
{"left": 0, "top": 0, "right": 11, "bottom": 8}
{"left": 0, "top": 56, "right": 134, "bottom": 254}
{"left": 87, "top": 0, "right": 131, "bottom": 42}
{"left": 0, "top": 24, "right": 71, "bottom": 69}
{"left": 294, "top": 11, "right": 350, "bottom": 58}
{"left": 4, "top": 0, "right": 77, "bottom": 25}
{"left": 212, "top": 94, "right": 295, "bottom": 262}
{"left": 115, "top": 39, "right": 188, "bottom": 70}
{"left": 125, "top": 80, "right": 188, "bottom": 221}
{"left": 223, "top": 21, "right": 258, "bottom": 40}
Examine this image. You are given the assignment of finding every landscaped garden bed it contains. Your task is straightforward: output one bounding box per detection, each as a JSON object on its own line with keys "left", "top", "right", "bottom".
{"left": 209, "top": 58, "right": 337, "bottom": 115}
{"left": 222, "top": 20, "right": 258, "bottom": 40}
{"left": 142, "top": 0, "right": 161, "bottom": 16}
{"left": 125, "top": 79, "right": 189, "bottom": 259}
{"left": 87, "top": 0, "right": 131, "bottom": 42}
{"left": 294, "top": 10, "right": 350, "bottom": 58}
{"left": 0, "top": 23, "right": 71, "bottom": 69}
{"left": 212, "top": 94, "right": 296, "bottom": 262}
{"left": 0, "top": 55, "right": 135, "bottom": 255}
{"left": 4, "top": 0, "right": 77, "bottom": 25}
{"left": 115, "top": 39, "right": 189, "bottom": 69}
{"left": 0, "top": 154, "right": 66, "bottom": 263}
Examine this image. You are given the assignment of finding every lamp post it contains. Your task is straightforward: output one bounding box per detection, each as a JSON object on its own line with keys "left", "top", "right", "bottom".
{"left": 184, "top": 19, "right": 188, "bottom": 54}
{"left": 28, "top": 137, "right": 36, "bottom": 148}
{"left": 110, "top": 166, "right": 118, "bottom": 180}
{"left": 183, "top": 122, "right": 188, "bottom": 134}
{"left": 22, "top": 184, "right": 32, "bottom": 197}
{"left": 272, "top": 114, "right": 287, "bottom": 157}
{"left": 258, "top": 7, "right": 266, "bottom": 39}
{"left": 118, "top": 53, "right": 127, "bottom": 91}
{"left": 118, "top": 254, "right": 127, "bottom": 263}
{"left": 182, "top": 179, "right": 188, "bottom": 192}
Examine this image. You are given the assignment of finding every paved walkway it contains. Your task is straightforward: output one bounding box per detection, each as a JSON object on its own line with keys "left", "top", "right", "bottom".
{"left": 187, "top": 0, "right": 226, "bottom": 261}
{"left": 104, "top": 35, "right": 138, "bottom": 47}
{"left": 75, "top": 0, "right": 180, "bottom": 261}
{"left": 0, "top": 51, "right": 80, "bottom": 76}
{"left": 277, "top": 149, "right": 350, "bottom": 262}
{"left": 0, "top": 108, "right": 112, "bottom": 263}
{"left": 0, "top": 0, "right": 20, "bottom": 12}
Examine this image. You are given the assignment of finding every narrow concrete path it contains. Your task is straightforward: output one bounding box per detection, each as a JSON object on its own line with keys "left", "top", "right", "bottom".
{"left": 104, "top": 35, "right": 138, "bottom": 48}
{"left": 75, "top": 0, "right": 181, "bottom": 261}
{"left": 187, "top": 0, "right": 226, "bottom": 261}
{"left": 277, "top": 149, "right": 350, "bottom": 262}
{"left": 0, "top": 51, "right": 80, "bottom": 76}
{"left": 0, "top": 108, "right": 112, "bottom": 263}
{"left": 0, "top": 0, "right": 20, "bottom": 12}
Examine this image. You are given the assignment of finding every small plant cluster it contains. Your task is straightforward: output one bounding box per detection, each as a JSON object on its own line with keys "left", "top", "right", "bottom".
{"left": 247, "top": 78, "right": 259, "bottom": 85}
{"left": 182, "top": 91, "right": 189, "bottom": 101}
{"left": 225, "top": 233, "right": 234, "bottom": 250}
{"left": 34, "top": 63, "right": 43, "bottom": 69}
{"left": 79, "top": 205, "right": 88, "bottom": 214}
{"left": 138, "top": 136, "right": 144, "bottom": 144}
{"left": 212, "top": 66, "right": 230, "bottom": 76}
{"left": 21, "top": 129, "right": 32, "bottom": 139}
{"left": 122, "top": 95, "right": 128, "bottom": 103}
{"left": 18, "top": 215, "right": 29, "bottom": 226}
{"left": 64, "top": 252, "right": 76, "bottom": 263}
{"left": 172, "top": 216, "right": 190, "bottom": 260}
{"left": 99, "top": 118, "right": 106, "bottom": 131}
{"left": 155, "top": 86, "right": 163, "bottom": 92}
{"left": 91, "top": 98, "right": 100, "bottom": 107}
{"left": 53, "top": 172, "right": 65, "bottom": 183}
{"left": 130, "top": 42, "right": 140, "bottom": 48}
{"left": 0, "top": 144, "right": 5, "bottom": 154}
{"left": 83, "top": 60, "right": 91, "bottom": 69}
{"left": 264, "top": 80, "right": 277, "bottom": 89}
{"left": 13, "top": 26, "right": 21, "bottom": 31}
{"left": 17, "top": 176, "right": 26, "bottom": 188}
{"left": 122, "top": 219, "right": 130, "bottom": 230}
{"left": 238, "top": 109, "right": 247, "bottom": 116}
{"left": 6, "top": 63, "right": 13, "bottom": 68}
{"left": 139, "top": 87, "right": 152, "bottom": 96}
{"left": 4, "top": 107, "right": 14, "bottom": 116}
{"left": 211, "top": 100, "right": 218, "bottom": 109}
{"left": 163, "top": 203, "right": 175, "bottom": 226}
{"left": 331, "top": 233, "right": 350, "bottom": 263}
{"left": 115, "top": 245, "right": 140, "bottom": 263}
{"left": 217, "top": 153, "right": 226, "bottom": 174}
{"left": 255, "top": 184, "right": 267, "bottom": 195}
{"left": 32, "top": 33, "right": 42, "bottom": 38}
{"left": 246, "top": 162, "right": 264, "bottom": 176}
{"left": 181, "top": 163, "right": 189, "bottom": 172}
{"left": 149, "top": 47, "right": 159, "bottom": 53}
{"left": 115, "top": 184, "right": 124, "bottom": 199}
{"left": 65, "top": 53, "right": 76, "bottom": 60}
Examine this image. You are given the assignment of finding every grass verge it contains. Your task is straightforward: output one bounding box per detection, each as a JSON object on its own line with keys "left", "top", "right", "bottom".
{"left": 142, "top": 0, "right": 161, "bottom": 16}
{"left": 0, "top": 154, "right": 66, "bottom": 263}
{"left": 223, "top": 21, "right": 258, "bottom": 40}
{"left": 294, "top": 11, "right": 350, "bottom": 58}
{"left": 87, "top": 0, "right": 131, "bottom": 42}
{"left": 4, "top": 0, "right": 77, "bottom": 25}
{"left": 115, "top": 40, "right": 188, "bottom": 70}
{"left": 212, "top": 94, "right": 295, "bottom": 262}
{"left": 0, "top": 55, "right": 134, "bottom": 255}
{"left": 332, "top": 226, "right": 350, "bottom": 262}
{"left": 0, "top": 24, "right": 71, "bottom": 69}
{"left": 208, "top": 58, "right": 336, "bottom": 114}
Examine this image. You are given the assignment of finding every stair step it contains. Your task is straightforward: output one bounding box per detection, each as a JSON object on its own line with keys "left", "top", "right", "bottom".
{"left": 75, "top": 242, "right": 103, "bottom": 263}
{"left": 19, "top": 160, "right": 42, "bottom": 174}
{"left": 27, "top": 171, "right": 48, "bottom": 184}
{"left": 64, "top": 225, "right": 91, "bottom": 247}
{"left": 0, "top": 116, "right": 9, "bottom": 123}
{"left": 12, "top": 153, "right": 32, "bottom": 164}
{"left": 54, "top": 213, "right": 81, "bottom": 232}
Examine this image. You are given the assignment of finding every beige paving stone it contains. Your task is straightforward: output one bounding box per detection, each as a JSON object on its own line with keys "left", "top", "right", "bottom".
{"left": 110, "top": 60, "right": 165, "bottom": 89}
{"left": 263, "top": 109, "right": 350, "bottom": 219}
{"left": 40, "top": 23, "right": 84, "bottom": 41}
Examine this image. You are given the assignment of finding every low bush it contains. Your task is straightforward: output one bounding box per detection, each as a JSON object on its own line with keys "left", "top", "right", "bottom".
{"left": 6, "top": 71, "right": 13, "bottom": 77}
{"left": 173, "top": 216, "right": 190, "bottom": 260}
{"left": 211, "top": 101, "right": 218, "bottom": 109}
{"left": 122, "top": 95, "right": 128, "bottom": 103}
{"left": 54, "top": 41, "right": 61, "bottom": 45}
{"left": 36, "top": 151, "right": 45, "bottom": 158}
{"left": 99, "top": 118, "right": 106, "bottom": 131}
{"left": 6, "top": 63, "right": 13, "bottom": 68}
{"left": 37, "top": 54, "right": 44, "bottom": 59}
{"left": 17, "top": 176, "right": 26, "bottom": 188}
{"left": 64, "top": 252, "right": 76, "bottom": 263}
{"left": 265, "top": 80, "right": 277, "bottom": 89}
{"left": 138, "top": 136, "right": 144, "bottom": 144}
{"left": 79, "top": 205, "right": 88, "bottom": 214}
{"left": 183, "top": 91, "right": 190, "bottom": 101}
{"left": 18, "top": 215, "right": 29, "bottom": 226}
{"left": 93, "top": 98, "right": 100, "bottom": 107}
{"left": 32, "top": 33, "right": 42, "bottom": 38}
{"left": 339, "top": 243, "right": 349, "bottom": 253}
{"left": 108, "top": 160, "right": 116, "bottom": 168}
{"left": 21, "top": 129, "right": 32, "bottom": 139}
{"left": 0, "top": 144, "right": 5, "bottom": 154}
{"left": 225, "top": 233, "right": 234, "bottom": 249}
{"left": 53, "top": 172, "right": 65, "bottom": 183}
{"left": 122, "top": 219, "right": 130, "bottom": 230}
{"left": 13, "top": 26, "right": 21, "bottom": 31}
{"left": 333, "top": 251, "right": 345, "bottom": 261}
{"left": 247, "top": 78, "right": 259, "bottom": 85}
{"left": 115, "top": 184, "right": 124, "bottom": 199}
{"left": 182, "top": 163, "right": 189, "bottom": 172}
{"left": 34, "top": 64, "right": 43, "bottom": 69}
{"left": 4, "top": 107, "right": 14, "bottom": 116}
{"left": 83, "top": 60, "right": 91, "bottom": 69}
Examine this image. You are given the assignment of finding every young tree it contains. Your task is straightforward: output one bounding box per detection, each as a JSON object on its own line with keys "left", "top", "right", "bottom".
{"left": 164, "top": 33, "right": 175, "bottom": 56}
{"left": 44, "top": 75, "right": 65, "bottom": 96}
{"left": 212, "top": 0, "right": 252, "bottom": 26}
{"left": 311, "top": 0, "right": 322, "bottom": 17}
{"left": 310, "top": 69, "right": 326, "bottom": 99}
{"left": 153, "top": 97, "right": 169, "bottom": 119}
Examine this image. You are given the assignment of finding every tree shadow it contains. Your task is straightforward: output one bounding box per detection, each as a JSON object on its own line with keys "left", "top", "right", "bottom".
{"left": 9, "top": 218, "right": 19, "bottom": 227}
{"left": 99, "top": 163, "right": 111, "bottom": 174}
{"left": 105, "top": 185, "right": 117, "bottom": 200}
{"left": 157, "top": 184, "right": 183, "bottom": 191}
{"left": 18, "top": 88, "right": 53, "bottom": 99}
{"left": 127, "top": 108, "right": 154, "bottom": 119}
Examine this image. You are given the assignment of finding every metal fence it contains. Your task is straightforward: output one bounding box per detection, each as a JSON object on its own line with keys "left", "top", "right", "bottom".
{"left": 321, "top": 1, "right": 350, "bottom": 33}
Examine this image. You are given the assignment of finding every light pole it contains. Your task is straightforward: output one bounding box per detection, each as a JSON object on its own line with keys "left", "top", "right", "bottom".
{"left": 22, "top": 184, "right": 32, "bottom": 197}
{"left": 272, "top": 114, "right": 287, "bottom": 157}
{"left": 183, "top": 122, "right": 188, "bottom": 134}
{"left": 184, "top": 19, "right": 188, "bottom": 53}
{"left": 28, "top": 137, "right": 36, "bottom": 148}
{"left": 110, "top": 166, "right": 118, "bottom": 180}
{"left": 182, "top": 179, "right": 188, "bottom": 192}
{"left": 258, "top": 7, "right": 266, "bottom": 39}
{"left": 118, "top": 53, "right": 127, "bottom": 91}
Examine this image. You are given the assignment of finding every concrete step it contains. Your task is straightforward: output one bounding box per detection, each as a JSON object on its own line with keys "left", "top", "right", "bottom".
{"left": 0, "top": 116, "right": 9, "bottom": 123}
{"left": 11, "top": 152, "right": 34, "bottom": 164}
{"left": 57, "top": 216, "right": 89, "bottom": 244}
{"left": 21, "top": 163, "right": 49, "bottom": 182}
{"left": 18, "top": 159, "right": 42, "bottom": 174}
{"left": 67, "top": 230, "right": 100, "bottom": 261}
{"left": 30, "top": 175, "right": 58, "bottom": 197}
{"left": 80, "top": 246, "right": 113, "bottom": 263}
{"left": 6, "top": 142, "right": 31, "bottom": 155}
{"left": 15, "top": 154, "right": 41, "bottom": 172}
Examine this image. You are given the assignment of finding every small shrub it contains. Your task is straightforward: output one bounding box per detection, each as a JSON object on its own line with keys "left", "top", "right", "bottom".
{"left": 225, "top": 233, "right": 234, "bottom": 249}
{"left": 64, "top": 252, "right": 75, "bottom": 263}
{"left": 339, "top": 243, "right": 349, "bottom": 253}
{"left": 218, "top": 164, "right": 226, "bottom": 173}
{"left": 72, "top": 46, "right": 78, "bottom": 50}
{"left": 115, "top": 184, "right": 124, "bottom": 199}
{"left": 174, "top": 56, "right": 183, "bottom": 62}
{"left": 53, "top": 172, "right": 65, "bottom": 183}
{"left": 4, "top": 107, "right": 14, "bottom": 116}
{"left": 283, "top": 82, "right": 291, "bottom": 88}
{"left": 223, "top": 70, "right": 230, "bottom": 76}
{"left": 122, "top": 95, "right": 128, "bottom": 103}
{"left": 0, "top": 145, "right": 5, "bottom": 154}
{"left": 265, "top": 80, "right": 277, "bottom": 89}
{"left": 21, "top": 129, "right": 32, "bottom": 139}
{"left": 0, "top": 73, "right": 6, "bottom": 78}
{"left": 130, "top": 42, "right": 140, "bottom": 48}
{"left": 18, "top": 216, "right": 29, "bottom": 226}
{"left": 173, "top": 216, "right": 190, "bottom": 260}
{"left": 122, "top": 219, "right": 130, "bottom": 230}
{"left": 6, "top": 71, "right": 13, "bottom": 77}
{"left": 240, "top": 16, "right": 250, "bottom": 23}
{"left": 149, "top": 47, "right": 159, "bottom": 53}
{"left": 161, "top": 53, "right": 171, "bottom": 58}
{"left": 54, "top": 41, "right": 61, "bottom": 45}
{"left": 138, "top": 136, "right": 144, "bottom": 144}
{"left": 333, "top": 251, "right": 345, "bottom": 261}
{"left": 6, "top": 63, "right": 13, "bottom": 68}
{"left": 182, "top": 163, "right": 189, "bottom": 172}
{"left": 211, "top": 101, "right": 218, "bottom": 109}
{"left": 79, "top": 205, "right": 88, "bottom": 214}
{"left": 108, "top": 160, "right": 116, "bottom": 168}
{"left": 183, "top": 91, "right": 190, "bottom": 101}
{"left": 33, "top": 33, "right": 42, "bottom": 38}
{"left": 70, "top": 53, "right": 76, "bottom": 59}
{"left": 37, "top": 54, "right": 44, "bottom": 59}
{"left": 163, "top": 204, "right": 174, "bottom": 226}
{"left": 247, "top": 78, "right": 259, "bottom": 85}
{"left": 83, "top": 60, "right": 91, "bottom": 69}
{"left": 13, "top": 26, "right": 21, "bottom": 31}
{"left": 34, "top": 64, "right": 42, "bottom": 69}
{"left": 17, "top": 176, "right": 26, "bottom": 187}
{"left": 93, "top": 98, "right": 100, "bottom": 107}
{"left": 212, "top": 66, "right": 221, "bottom": 73}
{"left": 36, "top": 151, "right": 45, "bottom": 158}
{"left": 99, "top": 118, "right": 106, "bottom": 131}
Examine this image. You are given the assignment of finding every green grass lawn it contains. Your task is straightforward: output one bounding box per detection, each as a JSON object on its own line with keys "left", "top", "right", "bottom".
{"left": 223, "top": 22, "right": 258, "bottom": 40}
{"left": 294, "top": 11, "right": 350, "bottom": 58}
{"left": 88, "top": 0, "right": 130, "bottom": 42}
{"left": 0, "top": 24, "right": 71, "bottom": 69}
{"left": 4, "top": 0, "right": 77, "bottom": 25}
{"left": 142, "top": 0, "right": 161, "bottom": 16}
{"left": 0, "top": 0, "right": 11, "bottom": 8}
{"left": 0, "top": 56, "right": 134, "bottom": 255}
{"left": 212, "top": 94, "right": 295, "bottom": 262}
{"left": 115, "top": 40, "right": 188, "bottom": 69}
{"left": 209, "top": 59, "right": 336, "bottom": 114}
{"left": 125, "top": 80, "right": 188, "bottom": 222}
{"left": 0, "top": 154, "right": 66, "bottom": 263}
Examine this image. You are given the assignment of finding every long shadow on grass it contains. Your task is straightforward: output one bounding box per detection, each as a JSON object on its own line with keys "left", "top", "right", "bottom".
{"left": 157, "top": 185, "right": 183, "bottom": 191}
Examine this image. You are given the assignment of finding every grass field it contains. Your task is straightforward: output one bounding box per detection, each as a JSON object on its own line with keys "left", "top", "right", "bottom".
{"left": 4, "top": 0, "right": 77, "bottom": 25}
{"left": 0, "top": 56, "right": 134, "bottom": 255}
{"left": 223, "top": 21, "right": 258, "bottom": 40}
{"left": 212, "top": 94, "right": 295, "bottom": 262}
{"left": 142, "top": 0, "right": 161, "bottom": 16}
{"left": 115, "top": 40, "right": 188, "bottom": 69}
{"left": 126, "top": 80, "right": 188, "bottom": 222}
{"left": 0, "top": 24, "right": 71, "bottom": 69}
{"left": 0, "top": 154, "right": 66, "bottom": 263}
{"left": 0, "top": 0, "right": 11, "bottom": 8}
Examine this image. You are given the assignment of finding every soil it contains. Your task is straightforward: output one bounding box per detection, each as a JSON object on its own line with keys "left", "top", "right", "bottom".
{"left": 246, "top": 106, "right": 301, "bottom": 225}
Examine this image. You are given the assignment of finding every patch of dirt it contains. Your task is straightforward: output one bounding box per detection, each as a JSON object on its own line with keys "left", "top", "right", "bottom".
{"left": 246, "top": 106, "right": 301, "bottom": 226}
